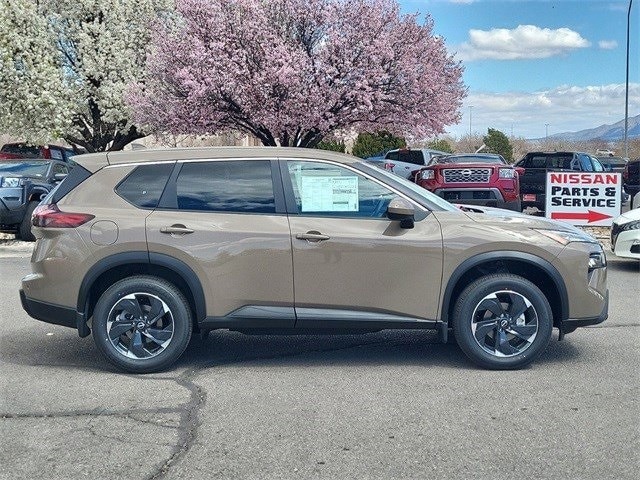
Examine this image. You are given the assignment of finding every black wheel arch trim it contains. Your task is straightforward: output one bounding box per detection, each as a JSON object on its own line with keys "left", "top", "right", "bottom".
{"left": 440, "top": 250, "right": 569, "bottom": 324}
{"left": 77, "top": 251, "right": 207, "bottom": 323}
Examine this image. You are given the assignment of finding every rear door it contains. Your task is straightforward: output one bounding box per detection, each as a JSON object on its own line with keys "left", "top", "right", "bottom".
{"left": 145, "top": 159, "right": 294, "bottom": 327}
{"left": 281, "top": 158, "right": 443, "bottom": 328}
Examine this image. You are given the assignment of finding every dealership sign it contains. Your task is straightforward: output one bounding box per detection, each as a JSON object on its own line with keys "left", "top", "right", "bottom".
{"left": 545, "top": 172, "right": 622, "bottom": 226}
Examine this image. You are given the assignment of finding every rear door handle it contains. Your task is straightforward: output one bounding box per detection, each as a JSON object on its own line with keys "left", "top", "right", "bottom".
{"left": 160, "top": 224, "right": 194, "bottom": 235}
{"left": 296, "top": 231, "right": 330, "bottom": 242}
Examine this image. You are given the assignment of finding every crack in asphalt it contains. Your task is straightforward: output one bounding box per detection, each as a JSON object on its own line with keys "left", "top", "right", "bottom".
{"left": 146, "top": 368, "right": 206, "bottom": 480}
{"left": 143, "top": 336, "right": 409, "bottom": 480}
{"left": 0, "top": 406, "right": 184, "bottom": 420}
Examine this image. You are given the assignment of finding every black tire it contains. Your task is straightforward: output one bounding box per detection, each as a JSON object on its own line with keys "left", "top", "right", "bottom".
{"left": 92, "top": 276, "right": 193, "bottom": 373}
{"left": 19, "top": 201, "right": 39, "bottom": 241}
{"left": 452, "top": 274, "right": 552, "bottom": 370}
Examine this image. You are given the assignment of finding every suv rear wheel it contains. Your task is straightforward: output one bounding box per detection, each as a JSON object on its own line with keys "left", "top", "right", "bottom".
{"left": 452, "top": 274, "right": 552, "bottom": 369}
{"left": 92, "top": 276, "right": 192, "bottom": 373}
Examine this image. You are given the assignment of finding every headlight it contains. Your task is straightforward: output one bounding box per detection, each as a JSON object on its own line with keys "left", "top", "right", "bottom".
{"left": 533, "top": 228, "right": 597, "bottom": 245}
{"left": 0, "top": 177, "right": 22, "bottom": 188}
{"left": 499, "top": 168, "right": 516, "bottom": 179}
{"left": 618, "top": 220, "right": 640, "bottom": 232}
{"left": 419, "top": 170, "right": 435, "bottom": 180}
{"left": 588, "top": 251, "right": 607, "bottom": 270}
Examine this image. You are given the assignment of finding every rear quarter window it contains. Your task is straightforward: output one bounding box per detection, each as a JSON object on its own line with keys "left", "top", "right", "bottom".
{"left": 116, "top": 163, "right": 174, "bottom": 208}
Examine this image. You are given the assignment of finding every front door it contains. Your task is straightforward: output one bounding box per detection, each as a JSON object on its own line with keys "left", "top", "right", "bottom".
{"left": 281, "top": 159, "right": 443, "bottom": 328}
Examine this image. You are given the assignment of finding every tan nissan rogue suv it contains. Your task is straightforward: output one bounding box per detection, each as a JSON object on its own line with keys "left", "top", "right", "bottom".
{"left": 20, "top": 147, "right": 608, "bottom": 373}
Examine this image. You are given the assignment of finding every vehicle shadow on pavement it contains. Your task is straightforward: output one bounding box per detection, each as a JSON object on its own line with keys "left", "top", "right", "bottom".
{"left": 2, "top": 327, "right": 583, "bottom": 373}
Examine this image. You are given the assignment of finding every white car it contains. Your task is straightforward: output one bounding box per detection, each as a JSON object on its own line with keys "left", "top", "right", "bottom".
{"left": 380, "top": 148, "right": 449, "bottom": 179}
{"left": 610, "top": 207, "right": 640, "bottom": 259}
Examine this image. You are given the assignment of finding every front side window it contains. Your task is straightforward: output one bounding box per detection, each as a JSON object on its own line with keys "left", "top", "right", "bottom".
{"left": 176, "top": 160, "right": 275, "bottom": 213}
{"left": 287, "top": 161, "right": 396, "bottom": 218}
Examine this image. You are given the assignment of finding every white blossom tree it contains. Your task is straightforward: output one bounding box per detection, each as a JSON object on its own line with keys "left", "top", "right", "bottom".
{"left": 0, "top": 0, "right": 172, "bottom": 152}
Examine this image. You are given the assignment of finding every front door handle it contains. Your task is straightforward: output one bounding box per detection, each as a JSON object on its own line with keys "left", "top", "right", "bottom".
{"left": 160, "top": 224, "right": 194, "bottom": 235}
{"left": 296, "top": 231, "right": 330, "bottom": 242}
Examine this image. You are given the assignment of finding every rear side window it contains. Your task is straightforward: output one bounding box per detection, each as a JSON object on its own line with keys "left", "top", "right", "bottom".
{"left": 176, "top": 160, "right": 275, "bottom": 213}
{"left": 397, "top": 150, "right": 425, "bottom": 166}
{"left": 116, "top": 163, "right": 173, "bottom": 208}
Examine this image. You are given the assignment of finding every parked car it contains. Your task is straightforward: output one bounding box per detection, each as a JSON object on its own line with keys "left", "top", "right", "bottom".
{"left": 610, "top": 206, "right": 640, "bottom": 260}
{"left": 622, "top": 158, "right": 640, "bottom": 197}
{"left": 20, "top": 147, "right": 608, "bottom": 373}
{"left": 373, "top": 148, "right": 449, "bottom": 179}
{"left": 0, "top": 142, "right": 79, "bottom": 163}
{"left": 414, "top": 153, "right": 520, "bottom": 211}
{"left": 0, "top": 159, "right": 71, "bottom": 240}
{"left": 515, "top": 151, "right": 606, "bottom": 212}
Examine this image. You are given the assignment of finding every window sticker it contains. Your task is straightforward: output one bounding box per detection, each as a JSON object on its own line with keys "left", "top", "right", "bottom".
{"left": 300, "top": 175, "right": 359, "bottom": 212}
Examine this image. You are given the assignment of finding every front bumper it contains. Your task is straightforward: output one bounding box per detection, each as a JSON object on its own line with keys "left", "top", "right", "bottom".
{"left": 0, "top": 197, "right": 27, "bottom": 229}
{"left": 560, "top": 288, "right": 608, "bottom": 337}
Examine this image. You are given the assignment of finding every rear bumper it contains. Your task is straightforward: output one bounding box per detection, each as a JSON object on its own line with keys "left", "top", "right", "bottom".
{"left": 20, "top": 289, "right": 77, "bottom": 329}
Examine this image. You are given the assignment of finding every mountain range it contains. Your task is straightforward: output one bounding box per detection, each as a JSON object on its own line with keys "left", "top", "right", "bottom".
{"left": 544, "top": 114, "right": 640, "bottom": 141}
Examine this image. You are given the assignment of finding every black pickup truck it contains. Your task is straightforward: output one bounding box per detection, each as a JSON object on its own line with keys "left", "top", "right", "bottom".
{"left": 514, "top": 151, "right": 607, "bottom": 212}
{"left": 0, "top": 159, "right": 71, "bottom": 240}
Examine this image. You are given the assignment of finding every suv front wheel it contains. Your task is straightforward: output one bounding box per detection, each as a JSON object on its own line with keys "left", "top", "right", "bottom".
{"left": 92, "top": 276, "right": 193, "bottom": 373}
{"left": 452, "top": 274, "right": 552, "bottom": 369}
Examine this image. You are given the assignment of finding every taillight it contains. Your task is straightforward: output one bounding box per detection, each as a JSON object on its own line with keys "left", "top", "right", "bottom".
{"left": 32, "top": 203, "right": 94, "bottom": 228}
{"left": 384, "top": 162, "right": 395, "bottom": 171}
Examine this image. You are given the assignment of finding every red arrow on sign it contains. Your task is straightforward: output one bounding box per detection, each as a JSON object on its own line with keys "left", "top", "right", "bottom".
{"left": 551, "top": 210, "right": 612, "bottom": 223}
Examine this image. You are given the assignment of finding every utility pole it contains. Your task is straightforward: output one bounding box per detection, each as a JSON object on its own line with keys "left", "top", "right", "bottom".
{"left": 469, "top": 106, "right": 473, "bottom": 136}
{"left": 545, "top": 123, "right": 549, "bottom": 140}
{"left": 624, "top": 0, "right": 633, "bottom": 159}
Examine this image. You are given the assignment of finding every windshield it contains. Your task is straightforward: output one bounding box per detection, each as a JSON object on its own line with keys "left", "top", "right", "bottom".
{"left": 357, "top": 161, "right": 459, "bottom": 212}
{"left": 435, "top": 155, "right": 506, "bottom": 165}
{"left": 0, "top": 162, "right": 49, "bottom": 177}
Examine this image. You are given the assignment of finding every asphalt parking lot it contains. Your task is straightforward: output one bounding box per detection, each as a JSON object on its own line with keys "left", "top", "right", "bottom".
{"left": 0, "top": 241, "right": 638, "bottom": 480}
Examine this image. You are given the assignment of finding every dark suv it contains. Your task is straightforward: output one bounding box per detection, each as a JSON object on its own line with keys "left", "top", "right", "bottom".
{"left": 623, "top": 158, "right": 639, "bottom": 198}
{"left": 0, "top": 159, "right": 71, "bottom": 240}
{"left": 515, "top": 152, "right": 606, "bottom": 212}
{"left": 20, "top": 147, "right": 608, "bottom": 373}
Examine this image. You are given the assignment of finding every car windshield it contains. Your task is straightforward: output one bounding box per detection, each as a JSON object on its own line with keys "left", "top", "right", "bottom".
{"left": 0, "top": 161, "right": 49, "bottom": 177}
{"left": 357, "top": 161, "right": 459, "bottom": 212}
{"left": 435, "top": 155, "right": 506, "bottom": 164}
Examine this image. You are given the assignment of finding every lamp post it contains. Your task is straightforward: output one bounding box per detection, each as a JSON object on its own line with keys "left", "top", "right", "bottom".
{"left": 624, "top": 0, "right": 633, "bottom": 159}
{"left": 469, "top": 106, "right": 473, "bottom": 136}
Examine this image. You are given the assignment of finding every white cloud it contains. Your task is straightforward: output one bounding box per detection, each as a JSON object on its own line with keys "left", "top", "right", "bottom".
{"left": 456, "top": 25, "right": 591, "bottom": 61}
{"left": 598, "top": 40, "right": 618, "bottom": 50}
{"left": 446, "top": 83, "right": 640, "bottom": 139}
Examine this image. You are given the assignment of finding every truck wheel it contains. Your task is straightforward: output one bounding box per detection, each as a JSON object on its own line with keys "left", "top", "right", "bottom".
{"left": 92, "top": 276, "right": 193, "bottom": 373}
{"left": 452, "top": 274, "right": 552, "bottom": 369}
{"left": 19, "top": 201, "right": 39, "bottom": 241}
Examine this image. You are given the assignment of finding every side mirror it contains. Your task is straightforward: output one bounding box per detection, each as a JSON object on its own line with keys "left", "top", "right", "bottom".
{"left": 387, "top": 197, "right": 415, "bottom": 229}
{"left": 53, "top": 173, "right": 67, "bottom": 183}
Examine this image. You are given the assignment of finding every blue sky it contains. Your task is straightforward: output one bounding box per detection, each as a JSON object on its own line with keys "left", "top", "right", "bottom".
{"left": 398, "top": 0, "right": 639, "bottom": 139}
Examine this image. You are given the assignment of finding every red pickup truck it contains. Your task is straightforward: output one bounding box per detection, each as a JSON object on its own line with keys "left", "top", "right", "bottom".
{"left": 414, "top": 153, "right": 521, "bottom": 211}
{"left": 0, "top": 143, "right": 77, "bottom": 163}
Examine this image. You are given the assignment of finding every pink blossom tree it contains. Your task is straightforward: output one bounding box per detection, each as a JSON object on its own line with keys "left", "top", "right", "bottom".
{"left": 128, "top": 0, "right": 466, "bottom": 147}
